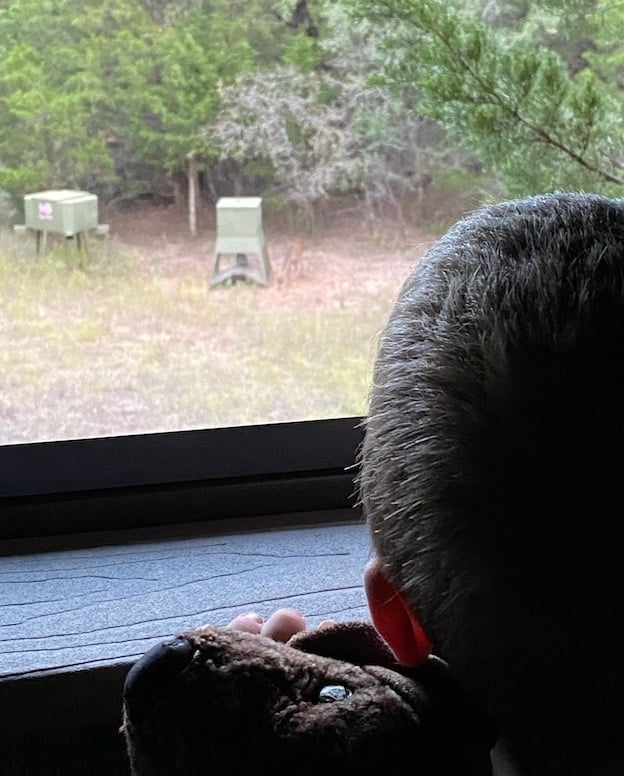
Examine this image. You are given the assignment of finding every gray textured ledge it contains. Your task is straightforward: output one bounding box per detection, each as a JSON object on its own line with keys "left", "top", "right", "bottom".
{"left": 1, "top": 510, "right": 371, "bottom": 681}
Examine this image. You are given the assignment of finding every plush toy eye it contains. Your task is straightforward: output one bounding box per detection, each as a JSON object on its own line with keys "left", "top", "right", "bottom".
{"left": 318, "top": 684, "right": 352, "bottom": 703}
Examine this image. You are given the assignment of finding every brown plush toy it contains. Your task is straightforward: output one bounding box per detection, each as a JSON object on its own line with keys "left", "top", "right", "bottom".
{"left": 122, "top": 620, "right": 496, "bottom": 775}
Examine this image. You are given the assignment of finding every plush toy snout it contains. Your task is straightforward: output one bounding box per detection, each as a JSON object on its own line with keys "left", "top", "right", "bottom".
{"left": 124, "top": 637, "right": 195, "bottom": 726}
{"left": 122, "top": 622, "right": 496, "bottom": 776}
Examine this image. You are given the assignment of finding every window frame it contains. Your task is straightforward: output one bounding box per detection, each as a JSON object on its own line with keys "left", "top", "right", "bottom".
{"left": 0, "top": 416, "right": 365, "bottom": 541}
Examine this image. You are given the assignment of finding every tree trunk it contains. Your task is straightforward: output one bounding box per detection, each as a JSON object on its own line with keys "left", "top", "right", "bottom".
{"left": 172, "top": 177, "right": 184, "bottom": 208}
{"left": 187, "top": 157, "right": 198, "bottom": 236}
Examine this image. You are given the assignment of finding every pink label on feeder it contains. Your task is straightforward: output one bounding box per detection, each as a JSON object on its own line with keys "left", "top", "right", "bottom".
{"left": 38, "top": 202, "right": 53, "bottom": 220}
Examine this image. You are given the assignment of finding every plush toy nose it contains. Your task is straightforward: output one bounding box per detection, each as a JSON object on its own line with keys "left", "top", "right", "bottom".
{"left": 123, "top": 637, "right": 194, "bottom": 724}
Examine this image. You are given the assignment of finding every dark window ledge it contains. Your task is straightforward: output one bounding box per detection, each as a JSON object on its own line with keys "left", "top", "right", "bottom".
{"left": 0, "top": 417, "right": 365, "bottom": 540}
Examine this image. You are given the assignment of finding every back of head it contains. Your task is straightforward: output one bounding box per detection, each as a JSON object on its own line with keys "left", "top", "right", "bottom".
{"left": 359, "top": 192, "right": 624, "bottom": 775}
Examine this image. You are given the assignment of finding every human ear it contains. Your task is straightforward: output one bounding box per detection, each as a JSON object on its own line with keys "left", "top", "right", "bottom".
{"left": 364, "top": 557, "right": 432, "bottom": 667}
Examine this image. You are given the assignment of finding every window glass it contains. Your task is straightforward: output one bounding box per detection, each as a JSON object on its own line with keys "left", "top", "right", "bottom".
{"left": 1, "top": 0, "right": 619, "bottom": 445}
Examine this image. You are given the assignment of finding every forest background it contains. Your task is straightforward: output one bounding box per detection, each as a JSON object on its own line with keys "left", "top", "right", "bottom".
{"left": 1, "top": 0, "right": 623, "bottom": 232}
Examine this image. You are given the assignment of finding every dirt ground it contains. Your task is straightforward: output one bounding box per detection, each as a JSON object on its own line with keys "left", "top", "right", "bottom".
{"left": 101, "top": 200, "right": 442, "bottom": 312}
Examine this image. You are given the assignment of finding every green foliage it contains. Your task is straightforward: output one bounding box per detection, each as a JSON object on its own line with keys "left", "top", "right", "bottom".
{"left": 2, "top": 0, "right": 622, "bottom": 212}
{"left": 0, "top": 0, "right": 148, "bottom": 203}
{"left": 581, "top": 1, "right": 624, "bottom": 94}
{"left": 283, "top": 32, "right": 322, "bottom": 71}
{"left": 210, "top": 0, "right": 461, "bottom": 221}
{"left": 0, "top": 0, "right": 292, "bottom": 205}
{"left": 350, "top": 0, "right": 624, "bottom": 196}
{"left": 134, "top": 20, "right": 223, "bottom": 168}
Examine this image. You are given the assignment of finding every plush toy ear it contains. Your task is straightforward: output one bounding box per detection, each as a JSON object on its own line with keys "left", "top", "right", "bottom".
{"left": 364, "top": 558, "right": 432, "bottom": 668}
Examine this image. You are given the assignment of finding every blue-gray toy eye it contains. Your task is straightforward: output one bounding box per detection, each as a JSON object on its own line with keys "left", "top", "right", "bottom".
{"left": 318, "top": 685, "right": 352, "bottom": 702}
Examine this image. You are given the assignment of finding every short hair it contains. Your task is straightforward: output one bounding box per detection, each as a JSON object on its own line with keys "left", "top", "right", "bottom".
{"left": 359, "top": 192, "right": 624, "bottom": 771}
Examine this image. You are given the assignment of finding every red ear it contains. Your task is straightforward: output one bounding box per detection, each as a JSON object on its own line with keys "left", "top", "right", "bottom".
{"left": 364, "top": 559, "right": 432, "bottom": 667}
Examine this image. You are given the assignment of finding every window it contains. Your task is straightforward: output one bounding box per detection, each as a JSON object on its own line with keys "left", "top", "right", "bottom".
{"left": 1, "top": 0, "right": 619, "bottom": 507}
{"left": 0, "top": 0, "right": 432, "bottom": 451}
{"left": 2, "top": 0, "right": 620, "bottom": 527}
{"left": 0, "top": 0, "right": 441, "bottom": 544}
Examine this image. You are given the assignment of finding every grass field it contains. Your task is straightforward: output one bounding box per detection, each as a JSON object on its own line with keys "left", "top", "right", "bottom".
{"left": 0, "top": 213, "right": 431, "bottom": 445}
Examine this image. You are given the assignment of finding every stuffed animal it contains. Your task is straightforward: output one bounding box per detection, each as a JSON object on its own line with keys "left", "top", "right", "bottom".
{"left": 122, "top": 620, "right": 496, "bottom": 775}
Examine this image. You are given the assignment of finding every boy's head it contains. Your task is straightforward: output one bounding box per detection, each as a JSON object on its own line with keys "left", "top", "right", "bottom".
{"left": 359, "top": 192, "right": 624, "bottom": 775}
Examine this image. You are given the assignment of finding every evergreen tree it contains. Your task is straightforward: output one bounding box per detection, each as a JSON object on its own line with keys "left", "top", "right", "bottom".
{"left": 350, "top": 0, "right": 624, "bottom": 196}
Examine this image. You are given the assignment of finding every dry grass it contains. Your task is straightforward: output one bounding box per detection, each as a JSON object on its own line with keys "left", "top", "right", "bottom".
{"left": 0, "top": 207, "right": 435, "bottom": 445}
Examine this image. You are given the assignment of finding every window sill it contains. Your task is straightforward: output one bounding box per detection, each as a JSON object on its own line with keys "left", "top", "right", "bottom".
{"left": 0, "top": 507, "right": 370, "bottom": 733}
